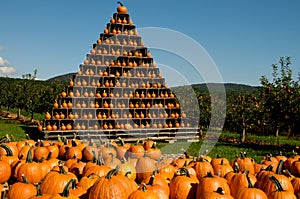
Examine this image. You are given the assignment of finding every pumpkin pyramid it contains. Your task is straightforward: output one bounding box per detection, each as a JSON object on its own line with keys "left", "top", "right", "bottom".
{"left": 41, "top": 2, "right": 198, "bottom": 142}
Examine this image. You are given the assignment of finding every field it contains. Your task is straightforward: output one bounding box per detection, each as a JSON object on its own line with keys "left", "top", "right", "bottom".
{"left": 1, "top": 117, "right": 300, "bottom": 163}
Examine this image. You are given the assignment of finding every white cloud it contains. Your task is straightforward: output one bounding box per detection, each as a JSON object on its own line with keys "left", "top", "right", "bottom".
{"left": 0, "top": 57, "right": 16, "bottom": 76}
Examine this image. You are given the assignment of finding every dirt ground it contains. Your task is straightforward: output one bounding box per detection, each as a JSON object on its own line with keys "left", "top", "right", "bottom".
{"left": 0, "top": 110, "right": 40, "bottom": 125}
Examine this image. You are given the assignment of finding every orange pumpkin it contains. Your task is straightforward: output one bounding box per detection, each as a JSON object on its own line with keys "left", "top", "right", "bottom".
{"left": 169, "top": 168, "right": 199, "bottom": 199}
{"left": 117, "top": 2, "right": 128, "bottom": 14}
{"left": 88, "top": 166, "right": 136, "bottom": 199}
{"left": 128, "top": 183, "right": 159, "bottom": 199}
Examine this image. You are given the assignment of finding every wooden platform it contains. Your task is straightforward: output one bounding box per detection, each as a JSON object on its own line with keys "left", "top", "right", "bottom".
{"left": 42, "top": 127, "right": 199, "bottom": 143}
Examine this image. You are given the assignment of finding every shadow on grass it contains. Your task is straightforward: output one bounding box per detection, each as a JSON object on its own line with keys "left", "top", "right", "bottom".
{"left": 20, "top": 125, "right": 44, "bottom": 141}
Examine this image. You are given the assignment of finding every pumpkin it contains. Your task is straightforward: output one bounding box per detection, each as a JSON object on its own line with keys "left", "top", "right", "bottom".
{"left": 143, "top": 139, "right": 155, "bottom": 151}
{"left": 0, "top": 143, "right": 19, "bottom": 166}
{"left": 49, "top": 179, "right": 79, "bottom": 199}
{"left": 47, "top": 144, "right": 59, "bottom": 159}
{"left": 40, "top": 164, "right": 77, "bottom": 195}
{"left": 257, "top": 160, "right": 294, "bottom": 196}
{"left": 128, "top": 183, "right": 159, "bottom": 199}
{"left": 82, "top": 155, "right": 110, "bottom": 177}
{"left": 113, "top": 138, "right": 131, "bottom": 160}
{"left": 104, "top": 152, "right": 121, "bottom": 168}
{"left": 77, "top": 173, "right": 99, "bottom": 191}
{"left": 100, "top": 144, "right": 117, "bottom": 160}
{"left": 68, "top": 178, "right": 86, "bottom": 198}
{"left": 30, "top": 184, "right": 52, "bottom": 199}
{"left": 156, "top": 159, "right": 176, "bottom": 181}
{"left": 213, "top": 159, "right": 234, "bottom": 177}
{"left": 235, "top": 174, "right": 267, "bottom": 199}
{"left": 135, "top": 154, "right": 157, "bottom": 183}
{"left": 211, "top": 155, "right": 230, "bottom": 168}
{"left": 69, "top": 159, "right": 86, "bottom": 178}
{"left": 169, "top": 168, "right": 199, "bottom": 199}
{"left": 194, "top": 156, "right": 214, "bottom": 179}
{"left": 7, "top": 174, "right": 37, "bottom": 199}
{"left": 198, "top": 187, "right": 234, "bottom": 199}
{"left": 228, "top": 170, "right": 257, "bottom": 197}
{"left": 34, "top": 140, "right": 50, "bottom": 162}
{"left": 18, "top": 141, "right": 32, "bottom": 160}
{"left": 17, "top": 146, "right": 44, "bottom": 184}
{"left": 232, "top": 152, "right": 255, "bottom": 175}
{"left": 117, "top": 158, "right": 137, "bottom": 180}
{"left": 117, "top": 2, "right": 127, "bottom": 14}
{"left": 268, "top": 175, "right": 297, "bottom": 199}
{"left": 128, "top": 141, "right": 145, "bottom": 159}
{"left": 82, "top": 143, "right": 98, "bottom": 162}
{"left": 196, "top": 172, "right": 231, "bottom": 196}
{"left": 0, "top": 156, "right": 11, "bottom": 184}
{"left": 0, "top": 142, "right": 19, "bottom": 157}
{"left": 261, "top": 154, "right": 279, "bottom": 168}
{"left": 65, "top": 140, "right": 82, "bottom": 160}
{"left": 143, "top": 171, "right": 169, "bottom": 198}
{"left": 88, "top": 166, "right": 136, "bottom": 199}
{"left": 146, "top": 143, "right": 162, "bottom": 160}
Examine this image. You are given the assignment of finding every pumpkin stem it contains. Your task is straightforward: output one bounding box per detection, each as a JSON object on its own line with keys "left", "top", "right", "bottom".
{"left": 0, "top": 143, "right": 13, "bottom": 156}
{"left": 178, "top": 168, "right": 190, "bottom": 178}
{"left": 269, "top": 175, "right": 285, "bottom": 192}
{"left": 125, "top": 171, "right": 132, "bottom": 178}
{"left": 22, "top": 174, "right": 29, "bottom": 184}
{"left": 34, "top": 183, "right": 43, "bottom": 196}
{"left": 242, "top": 170, "right": 249, "bottom": 174}
{"left": 57, "top": 135, "right": 63, "bottom": 142}
{"left": 246, "top": 174, "right": 254, "bottom": 188}
{"left": 117, "top": 1, "right": 124, "bottom": 6}
{"left": 26, "top": 146, "right": 34, "bottom": 163}
{"left": 105, "top": 166, "right": 120, "bottom": 179}
{"left": 61, "top": 179, "right": 76, "bottom": 197}
{"left": 46, "top": 150, "right": 52, "bottom": 160}
{"left": 96, "top": 154, "right": 105, "bottom": 165}
{"left": 59, "top": 164, "right": 68, "bottom": 174}
{"left": 25, "top": 133, "right": 31, "bottom": 140}
{"left": 216, "top": 187, "right": 225, "bottom": 195}
{"left": 206, "top": 171, "right": 214, "bottom": 178}
{"left": 118, "top": 137, "right": 125, "bottom": 146}
{"left": 92, "top": 150, "right": 97, "bottom": 163}
{"left": 140, "top": 183, "right": 148, "bottom": 192}
{"left": 265, "top": 164, "right": 274, "bottom": 172}
{"left": 71, "top": 139, "right": 78, "bottom": 147}
{"left": 275, "top": 160, "right": 284, "bottom": 175}
{"left": 233, "top": 162, "right": 240, "bottom": 173}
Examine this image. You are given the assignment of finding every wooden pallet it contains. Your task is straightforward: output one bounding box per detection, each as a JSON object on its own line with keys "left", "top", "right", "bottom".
{"left": 43, "top": 127, "right": 199, "bottom": 143}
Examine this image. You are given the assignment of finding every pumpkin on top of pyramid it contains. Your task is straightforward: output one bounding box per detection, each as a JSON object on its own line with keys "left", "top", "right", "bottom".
{"left": 40, "top": 2, "right": 196, "bottom": 142}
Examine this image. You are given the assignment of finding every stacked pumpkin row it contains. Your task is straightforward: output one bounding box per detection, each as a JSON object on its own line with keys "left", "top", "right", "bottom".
{"left": 1, "top": 136, "right": 300, "bottom": 198}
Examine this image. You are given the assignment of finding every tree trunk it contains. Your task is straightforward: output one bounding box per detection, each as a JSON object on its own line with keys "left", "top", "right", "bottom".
{"left": 17, "top": 108, "right": 21, "bottom": 119}
{"left": 31, "top": 110, "right": 34, "bottom": 122}
{"left": 275, "top": 126, "right": 280, "bottom": 137}
{"left": 240, "top": 116, "right": 246, "bottom": 143}
{"left": 240, "top": 127, "right": 246, "bottom": 143}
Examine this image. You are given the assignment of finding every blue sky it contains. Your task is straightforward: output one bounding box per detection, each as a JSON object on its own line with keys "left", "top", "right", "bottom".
{"left": 1, "top": 0, "right": 300, "bottom": 86}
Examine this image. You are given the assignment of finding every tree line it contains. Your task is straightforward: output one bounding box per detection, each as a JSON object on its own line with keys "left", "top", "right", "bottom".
{"left": 0, "top": 57, "right": 298, "bottom": 140}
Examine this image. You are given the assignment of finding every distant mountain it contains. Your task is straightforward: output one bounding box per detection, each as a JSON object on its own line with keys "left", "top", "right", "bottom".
{"left": 192, "top": 83, "right": 260, "bottom": 94}
{"left": 45, "top": 72, "right": 260, "bottom": 95}
{"left": 46, "top": 72, "right": 76, "bottom": 82}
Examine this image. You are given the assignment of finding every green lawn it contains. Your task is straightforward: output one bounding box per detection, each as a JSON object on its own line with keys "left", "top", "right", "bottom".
{"left": 0, "top": 120, "right": 27, "bottom": 141}
{"left": 0, "top": 119, "right": 298, "bottom": 163}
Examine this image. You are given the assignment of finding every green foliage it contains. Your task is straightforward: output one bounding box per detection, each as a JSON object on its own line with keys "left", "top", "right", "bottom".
{"left": 260, "top": 56, "right": 300, "bottom": 136}
{"left": 0, "top": 76, "right": 67, "bottom": 119}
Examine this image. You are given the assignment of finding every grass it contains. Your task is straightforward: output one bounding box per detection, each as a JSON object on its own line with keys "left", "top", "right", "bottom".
{"left": 0, "top": 120, "right": 27, "bottom": 141}
{"left": 0, "top": 118, "right": 299, "bottom": 163}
